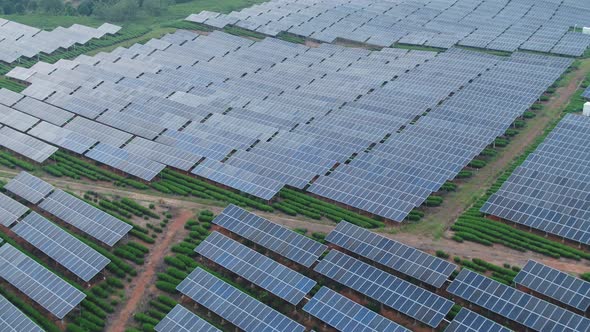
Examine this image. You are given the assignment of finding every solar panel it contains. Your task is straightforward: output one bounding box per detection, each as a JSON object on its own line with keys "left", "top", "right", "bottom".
{"left": 28, "top": 121, "right": 98, "bottom": 154}
{"left": 0, "top": 126, "right": 58, "bottom": 163}
{"left": 0, "top": 294, "right": 44, "bottom": 332}
{"left": 0, "top": 244, "right": 86, "bottom": 319}
{"left": 315, "top": 250, "right": 453, "bottom": 327}
{"left": 0, "top": 88, "right": 24, "bottom": 107}
{"left": 196, "top": 232, "right": 316, "bottom": 305}
{"left": 448, "top": 269, "right": 590, "bottom": 332}
{"left": 5, "top": 171, "right": 54, "bottom": 204}
{"left": 123, "top": 137, "right": 201, "bottom": 171}
{"left": 325, "top": 221, "right": 456, "bottom": 287}
{"left": 0, "top": 104, "right": 39, "bottom": 131}
{"left": 514, "top": 260, "right": 590, "bottom": 312}
{"left": 212, "top": 204, "right": 327, "bottom": 267}
{"left": 0, "top": 192, "right": 28, "bottom": 227}
{"left": 155, "top": 305, "right": 220, "bottom": 332}
{"left": 38, "top": 189, "right": 132, "bottom": 246}
{"left": 481, "top": 114, "right": 590, "bottom": 245}
{"left": 303, "top": 287, "right": 410, "bottom": 332}
{"left": 85, "top": 143, "right": 166, "bottom": 181}
{"left": 12, "top": 97, "right": 74, "bottom": 126}
{"left": 445, "top": 308, "right": 510, "bottom": 332}
{"left": 177, "top": 267, "right": 305, "bottom": 332}
{"left": 12, "top": 212, "right": 110, "bottom": 282}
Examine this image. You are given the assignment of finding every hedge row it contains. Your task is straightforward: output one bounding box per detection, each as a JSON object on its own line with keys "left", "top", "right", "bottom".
{"left": 279, "top": 188, "right": 384, "bottom": 228}
{"left": 151, "top": 170, "right": 273, "bottom": 212}
{"left": 50, "top": 151, "right": 149, "bottom": 189}
{"left": 0, "top": 151, "right": 35, "bottom": 171}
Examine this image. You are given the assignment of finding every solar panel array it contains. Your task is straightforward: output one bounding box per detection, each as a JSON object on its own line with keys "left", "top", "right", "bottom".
{"left": 196, "top": 232, "right": 316, "bottom": 305}
{"left": 5, "top": 171, "right": 54, "bottom": 204}
{"left": 38, "top": 189, "right": 132, "bottom": 246}
{"left": 0, "top": 126, "right": 57, "bottom": 163}
{"left": 325, "top": 221, "right": 456, "bottom": 287}
{"left": 28, "top": 121, "right": 98, "bottom": 155}
{"left": 0, "top": 192, "right": 28, "bottom": 227}
{"left": 514, "top": 260, "right": 590, "bottom": 312}
{"left": 12, "top": 212, "right": 111, "bottom": 282}
{"left": 481, "top": 114, "right": 590, "bottom": 245}
{"left": 154, "top": 305, "right": 220, "bottom": 332}
{"left": 303, "top": 287, "right": 409, "bottom": 332}
{"left": 445, "top": 308, "right": 511, "bottom": 332}
{"left": 0, "top": 20, "right": 121, "bottom": 64}
{"left": 4, "top": 26, "right": 572, "bottom": 221}
{"left": 448, "top": 269, "right": 590, "bottom": 332}
{"left": 211, "top": 204, "right": 327, "bottom": 267}
{"left": 189, "top": 0, "right": 590, "bottom": 56}
{"left": 583, "top": 86, "right": 590, "bottom": 99}
{"left": 0, "top": 294, "right": 44, "bottom": 332}
{"left": 316, "top": 250, "right": 453, "bottom": 327}
{"left": 84, "top": 143, "right": 166, "bottom": 181}
{"left": 0, "top": 244, "right": 86, "bottom": 319}
{"left": 177, "top": 267, "right": 305, "bottom": 332}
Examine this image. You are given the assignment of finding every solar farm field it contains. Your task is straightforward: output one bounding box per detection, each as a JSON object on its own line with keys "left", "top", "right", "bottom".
{"left": 1, "top": 1, "right": 590, "bottom": 332}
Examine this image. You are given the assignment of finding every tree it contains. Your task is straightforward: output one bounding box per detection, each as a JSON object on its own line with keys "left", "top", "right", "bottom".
{"left": 77, "top": 0, "right": 94, "bottom": 16}
{"left": 142, "top": 0, "right": 172, "bottom": 16}
{"left": 94, "top": 0, "right": 140, "bottom": 21}
{"left": 39, "top": 0, "right": 64, "bottom": 14}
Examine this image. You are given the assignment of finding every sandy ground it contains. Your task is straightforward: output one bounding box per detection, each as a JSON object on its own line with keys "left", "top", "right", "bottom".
{"left": 106, "top": 210, "right": 193, "bottom": 332}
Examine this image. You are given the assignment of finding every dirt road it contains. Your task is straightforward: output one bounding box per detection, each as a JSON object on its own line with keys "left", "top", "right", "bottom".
{"left": 107, "top": 210, "right": 193, "bottom": 332}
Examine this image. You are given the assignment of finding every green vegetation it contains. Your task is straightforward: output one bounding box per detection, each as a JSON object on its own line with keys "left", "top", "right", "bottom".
{"left": 453, "top": 257, "right": 518, "bottom": 285}
{"left": 46, "top": 151, "right": 149, "bottom": 189}
{"left": 278, "top": 188, "right": 384, "bottom": 228}
{"left": 151, "top": 169, "right": 273, "bottom": 212}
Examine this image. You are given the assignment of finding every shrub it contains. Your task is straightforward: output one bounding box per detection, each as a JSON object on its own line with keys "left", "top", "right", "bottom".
{"left": 435, "top": 250, "right": 449, "bottom": 259}
{"left": 155, "top": 281, "right": 178, "bottom": 293}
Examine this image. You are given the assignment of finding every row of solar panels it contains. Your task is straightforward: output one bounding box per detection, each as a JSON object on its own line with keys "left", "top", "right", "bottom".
{"left": 195, "top": 205, "right": 457, "bottom": 329}
{"left": 481, "top": 114, "right": 590, "bottom": 245}
{"left": 162, "top": 204, "right": 590, "bottom": 332}
{"left": 0, "top": 88, "right": 167, "bottom": 181}
{"left": 187, "top": 0, "right": 590, "bottom": 56}
{"left": 0, "top": 19, "right": 120, "bottom": 64}
{"left": 4, "top": 28, "right": 572, "bottom": 222}
{"left": 0, "top": 172, "right": 137, "bottom": 324}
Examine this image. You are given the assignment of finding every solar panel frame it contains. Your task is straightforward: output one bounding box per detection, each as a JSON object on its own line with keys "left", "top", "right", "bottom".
{"left": 303, "top": 287, "right": 410, "bottom": 332}
{"left": 315, "top": 250, "right": 453, "bottom": 328}
{"left": 448, "top": 269, "right": 590, "bottom": 332}
{"left": 325, "top": 221, "right": 456, "bottom": 288}
{"left": 195, "top": 232, "right": 316, "bottom": 305}
{"left": 5, "top": 171, "right": 54, "bottom": 204}
{"left": 0, "top": 294, "right": 44, "bottom": 332}
{"left": 177, "top": 267, "right": 305, "bottom": 332}
{"left": 0, "top": 192, "right": 28, "bottom": 227}
{"left": 154, "top": 305, "right": 220, "bottom": 332}
{"left": 0, "top": 244, "right": 86, "bottom": 319}
{"left": 0, "top": 126, "right": 58, "bottom": 163}
{"left": 445, "top": 308, "right": 511, "bottom": 332}
{"left": 12, "top": 212, "right": 111, "bottom": 282}
{"left": 514, "top": 260, "right": 590, "bottom": 312}
{"left": 38, "top": 189, "right": 132, "bottom": 246}
{"left": 212, "top": 204, "right": 327, "bottom": 267}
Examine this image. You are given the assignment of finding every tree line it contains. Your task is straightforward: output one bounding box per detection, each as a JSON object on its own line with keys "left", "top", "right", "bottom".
{"left": 0, "top": 0, "right": 187, "bottom": 21}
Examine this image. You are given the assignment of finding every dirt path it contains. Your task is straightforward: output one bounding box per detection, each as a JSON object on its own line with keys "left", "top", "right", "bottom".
{"left": 107, "top": 210, "right": 193, "bottom": 332}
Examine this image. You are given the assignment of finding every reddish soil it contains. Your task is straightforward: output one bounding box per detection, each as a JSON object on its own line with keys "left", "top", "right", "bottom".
{"left": 107, "top": 210, "right": 193, "bottom": 332}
